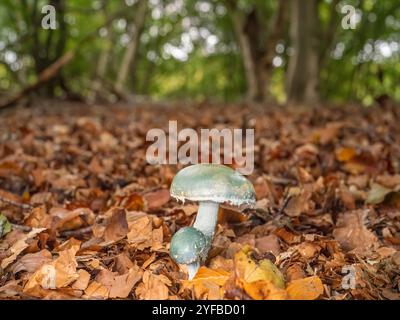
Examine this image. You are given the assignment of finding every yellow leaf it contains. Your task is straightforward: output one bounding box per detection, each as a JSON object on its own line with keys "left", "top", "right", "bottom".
{"left": 233, "top": 246, "right": 287, "bottom": 300}
{"left": 181, "top": 266, "right": 229, "bottom": 300}
{"left": 286, "top": 276, "right": 324, "bottom": 300}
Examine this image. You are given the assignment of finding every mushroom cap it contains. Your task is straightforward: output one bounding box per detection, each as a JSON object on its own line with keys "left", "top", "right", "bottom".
{"left": 170, "top": 227, "right": 208, "bottom": 264}
{"left": 170, "top": 164, "right": 256, "bottom": 207}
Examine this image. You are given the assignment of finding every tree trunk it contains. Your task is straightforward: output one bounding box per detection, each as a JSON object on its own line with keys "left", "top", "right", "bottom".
{"left": 286, "top": 0, "right": 320, "bottom": 104}
{"left": 90, "top": 2, "right": 113, "bottom": 102}
{"left": 227, "top": 1, "right": 288, "bottom": 103}
{"left": 231, "top": 12, "right": 259, "bottom": 102}
{"left": 115, "top": 0, "right": 148, "bottom": 93}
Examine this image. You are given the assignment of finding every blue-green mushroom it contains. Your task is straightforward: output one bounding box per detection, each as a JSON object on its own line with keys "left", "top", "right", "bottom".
{"left": 169, "top": 164, "right": 256, "bottom": 279}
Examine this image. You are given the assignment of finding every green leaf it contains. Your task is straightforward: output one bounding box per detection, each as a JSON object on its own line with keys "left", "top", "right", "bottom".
{"left": 0, "top": 214, "right": 12, "bottom": 239}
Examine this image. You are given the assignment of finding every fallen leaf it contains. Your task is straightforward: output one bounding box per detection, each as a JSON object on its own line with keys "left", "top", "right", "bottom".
{"left": 103, "top": 209, "right": 129, "bottom": 242}
{"left": 12, "top": 249, "right": 52, "bottom": 274}
{"left": 286, "top": 276, "right": 324, "bottom": 300}
{"left": 181, "top": 267, "right": 229, "bottom": 300}
{"left": 109, "top": 267, "right": 144, "bottom": 298}
{"left": 143, "top": 189, "right": 170, "bottom": 210}
{"left": 84, "top": 281, "right": 109, "bottom": 299}
{"left": 255, "top": 234, "right": 281, "bottom": 256}
{"left": 366, "top": 183, "right": 393, "bottom": 204}
{"left": 1, "top": 228, "right": 46, "bottom": 269}
{"left": 333, "top": 210, "right": 378, "bottom": 252}
{"left": 127, "top": 216, "right": 153, "bottom": 250}
{"left": 135, "top": 270, "right": 171, "bottom": 300}
{"left": 72, "top": 269, "right": 91, "bottom": 291}
{"left": 336, "top": 147, "right": 356, "bottom": 162}
{"left": 0, "top": 214, "right": 12, "bottom": 238}
{"left": 232, "top": 246, "right": 287, "bottom": 300}
{"left": 24, "top": 243, "right": 80, "bottom": 295}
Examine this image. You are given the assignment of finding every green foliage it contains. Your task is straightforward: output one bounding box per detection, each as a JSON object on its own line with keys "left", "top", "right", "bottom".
{"left": 0, "top": 0, "right": 399, "bottom": 104}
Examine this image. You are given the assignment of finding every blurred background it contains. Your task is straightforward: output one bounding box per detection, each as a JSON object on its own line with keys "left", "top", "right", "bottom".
{"left": 0, "top": 0, "right": 399, "bottom": 107}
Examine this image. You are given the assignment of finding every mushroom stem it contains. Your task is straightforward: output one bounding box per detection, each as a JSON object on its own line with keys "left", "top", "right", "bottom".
{"left": 193, "top": 201, "right": 219, "bottom": 239}
{"left": 187, "top": 261, "right": 200, "bottom": 280}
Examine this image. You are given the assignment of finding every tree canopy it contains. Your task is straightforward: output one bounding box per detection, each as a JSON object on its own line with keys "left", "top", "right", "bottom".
{"left": 0, "top": 0, "right": 399, "bottom": 105}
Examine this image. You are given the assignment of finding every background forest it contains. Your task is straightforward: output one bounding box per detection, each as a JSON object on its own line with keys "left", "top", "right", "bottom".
{"left": 0, "top": 0, "right": 399, "bottom": 106}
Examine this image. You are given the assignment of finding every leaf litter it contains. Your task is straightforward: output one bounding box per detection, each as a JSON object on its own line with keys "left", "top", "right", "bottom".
{"left": 0, "top": 102, "right": 399, "bottom": 300}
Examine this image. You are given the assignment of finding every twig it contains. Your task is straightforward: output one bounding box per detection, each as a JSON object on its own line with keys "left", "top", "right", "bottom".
{"left": 60, "top": 226, "right": 93, "bottom": 238}
{"left": 11, "top": 223, "right": 32, "bottom": 232}
{"left": 0, "top": 195, "right": 32, "bottom": 210}
{"left": 278, "top": 195, "right": 292, "bottom": 215}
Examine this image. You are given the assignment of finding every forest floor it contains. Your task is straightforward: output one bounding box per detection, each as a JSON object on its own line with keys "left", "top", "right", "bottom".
{"left": 0, "top": 100, "right": 399, "bottom": 300}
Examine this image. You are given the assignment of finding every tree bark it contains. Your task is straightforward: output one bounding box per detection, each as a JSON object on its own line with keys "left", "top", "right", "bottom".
{"left": 115, "top": 0, "right": 148, "bottom": 93}
{"left": 90, "top": 1, "right": 113, "bottom": 102}
{"left": 286, "top": 0, "right": 320, "bottom": 104}
{"left": 226, "top": 0, "right": 288, "bottom": 103}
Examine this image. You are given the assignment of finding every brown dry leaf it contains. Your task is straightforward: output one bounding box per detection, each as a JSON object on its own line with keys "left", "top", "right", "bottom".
{"left": 0, "top": 188, "right": 23, "bottom": 204}
{"left": 333, "top": 210, "right": 378, "bottom": 252}
{"left": 233, "top": 246, "right": 287, "bottom": 300}
{"left": 180, "top": 204, "right": 198, "bottom": 216}
{"left": 143, "top": 189, "right": 170, "bottom": 210}
{"left": 72, "top": 269, "right": 91, "bottom": 291}
{"left": 255, "top": 234, "right": 281, "bottom": 256}
{"left": 96, "top": 266, "right": 143, "bottom": 298}
{"left": 12, "top": 249, "right": 52, "bottom": 274}
{"left": 1, "top": 228, "right": 46, "bottom": 269}
{"left": 295, "top": 242, "right": 321, "bottom": 259}
{"left": 135, "top": 270, "right": 171, "bottom": 300}
{"left": 127, "top": 215, "right": 153, "bottom": 250}
{"left": 286, "top": 276, "right": 324, "bottom": 300}
{"left": 286, "top": 264, "right": 306, "bottom": 281}
{"left": 181, "top": 267, "right": 230, "bottom": 300}
{"left": 274, "top": 228, "right": 301, "bottom": 245}
{"left": 123, "top": 193, "right": 145, "bottom": 211}
{"left": 84, "top": 281, "right": 109, "bottom": 299}
{"left": 114, "top": 253, "right": 134, "bottom": 274}
{"left": 312, "top": 122, "right": 342, "bottom": 145}
{"left": 285, "top": 185, "right": 315, "bottom": 217}
{"left": 151, "top": 226, "right": 164, "bottom": 251}
{"left": 103, "top": 208, "right": 129, "bottom": 242}
{"left": 51, "top": 207, "right": 95, "bottom": 232}
{"left": 109, "top": 267, "right": 144, "bottom": 298}
{"left": 24, "top": 243, "right": 80, "bottom": 295}
{"left": 24, "top": 206, "right": 51, "bottom": 229}
{"left": 209, "top": 256, "right": 234, "bottom": 272}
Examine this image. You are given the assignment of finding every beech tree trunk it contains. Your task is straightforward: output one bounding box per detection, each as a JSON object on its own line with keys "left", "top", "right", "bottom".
{"left": 115, "top": 0, "right": 148, "bottom": 93}
{"left": 91, "top": 2, "right": 113, "bottom": 101}
{"left": 226, "top": 0, "right": 288, "bottom": 103}
{"left": 286, "top": 0, "right": 320, "bottom": 104}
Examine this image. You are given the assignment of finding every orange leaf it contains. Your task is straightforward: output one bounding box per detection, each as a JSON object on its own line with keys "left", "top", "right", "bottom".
{"left": 181, "top": 266, "right": 230, "bottom": 300}
{"left": 286, "top": 276, "right": 324, "bottom": 300}
{"left": 335, "top": 147, "right": 356, "bottom": 162}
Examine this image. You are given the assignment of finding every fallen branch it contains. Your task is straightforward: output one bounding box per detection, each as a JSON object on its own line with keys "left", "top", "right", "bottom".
{"left": 0, "top": 8, "right": 128, "bottom": 110}
{"left": 0, "top": 51, "right": 75, "bottom": 109}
